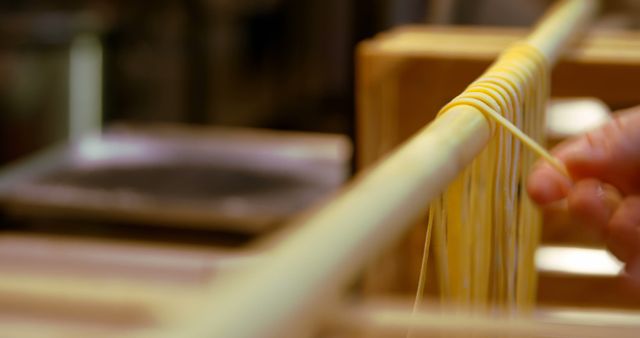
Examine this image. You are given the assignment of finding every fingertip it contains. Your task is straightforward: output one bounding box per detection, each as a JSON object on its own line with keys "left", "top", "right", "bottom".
{"left": 552, "top": 135, "right": 608, "bottom": 180}
{"left": 527, "top": 162, "right": 572, "bottom": 205}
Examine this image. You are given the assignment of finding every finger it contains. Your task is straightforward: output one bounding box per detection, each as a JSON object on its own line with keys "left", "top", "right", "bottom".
{"left": 528, "top": 107, "right": 640, "bottom": 204}
{"left": 527, "top": 162, "right": 571, "bottom": 205}
{"left": 527, "top": 140, "right": 581, "bottom": 205}
{"left": 605, "top": 196, "right": 640, "bottom": 264}
{"left": 561, "top": 134, "right": 608, "bottom": 179}
{"left": 562, "top": 110, "right": 640, "bottom": 193}
{"left": 567, "top": 179, "right": 622, "bottom": 237}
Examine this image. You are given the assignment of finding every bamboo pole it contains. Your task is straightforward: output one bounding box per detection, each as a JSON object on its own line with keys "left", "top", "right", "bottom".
{"left": 165, "top": 1, "right": 599, "bottom": 337}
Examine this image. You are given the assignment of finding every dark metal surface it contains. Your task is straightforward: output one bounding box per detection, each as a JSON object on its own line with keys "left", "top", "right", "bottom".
{"left": 0, "top": 124, "right": 350, "bottom": 234}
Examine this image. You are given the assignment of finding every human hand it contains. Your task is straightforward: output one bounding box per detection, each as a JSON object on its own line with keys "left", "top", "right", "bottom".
{"left": 527, "top": 106, "right": 640, "bottom": 279}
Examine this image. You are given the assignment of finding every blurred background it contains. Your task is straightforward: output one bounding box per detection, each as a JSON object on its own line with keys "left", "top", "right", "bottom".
{"left": 3, "top": 0, "right": 631, "bottom": 165}
{"left": 1, "top": 0, "right": 640, "bottom": 335}
{"left": 1, "top": 0, "right": 639, "bottom": 243}
{"left": 2, "top": 0, "right": 640, "bottom": 164}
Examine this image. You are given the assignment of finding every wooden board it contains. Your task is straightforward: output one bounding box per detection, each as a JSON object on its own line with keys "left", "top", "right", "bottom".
{"left": 0, "top": 232, "right": 257, "bottom": 337}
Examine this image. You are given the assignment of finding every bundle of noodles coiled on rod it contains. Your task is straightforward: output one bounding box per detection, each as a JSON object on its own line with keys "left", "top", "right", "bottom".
{"left": 414, "top": 43, "right": 567, "bottom": 314}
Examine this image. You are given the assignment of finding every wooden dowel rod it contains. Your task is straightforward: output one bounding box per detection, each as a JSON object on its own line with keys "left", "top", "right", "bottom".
{"left": 165, "top": 106, "right": 490, "bottom": 338}
{"left": 526, "top": 0, "right": 599, "bottom": 65}
{"left": 165, "top": 1, "right": 599, "bottom": 337}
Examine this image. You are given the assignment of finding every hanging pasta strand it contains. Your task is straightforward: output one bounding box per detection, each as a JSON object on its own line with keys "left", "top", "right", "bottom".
{"left": 413, "top": 42, "right": 559, "bottom": 315}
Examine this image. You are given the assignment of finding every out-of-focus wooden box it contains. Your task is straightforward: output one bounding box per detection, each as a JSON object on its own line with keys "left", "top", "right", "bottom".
{"left": 356, "top": 26, "right": 640, "bottom": 307}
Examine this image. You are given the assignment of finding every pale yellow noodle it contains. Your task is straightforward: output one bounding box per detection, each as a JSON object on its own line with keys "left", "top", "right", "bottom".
{"left": 412, "top": 43, "right": 564, "bottom": 321}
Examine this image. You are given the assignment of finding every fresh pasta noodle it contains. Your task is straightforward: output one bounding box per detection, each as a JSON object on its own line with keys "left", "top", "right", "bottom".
{"left": 413, "top": 43, "right": 568, "bottom": 315}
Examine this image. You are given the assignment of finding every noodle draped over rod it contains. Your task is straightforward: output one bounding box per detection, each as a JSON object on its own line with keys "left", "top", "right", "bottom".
{"left": 415, "top": 43, "right": 567, "bottom": 314}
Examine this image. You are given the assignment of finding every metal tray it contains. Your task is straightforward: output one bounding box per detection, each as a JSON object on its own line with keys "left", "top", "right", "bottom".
{"left": 0, "top": 124, "right": 350, "bottom": 234}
